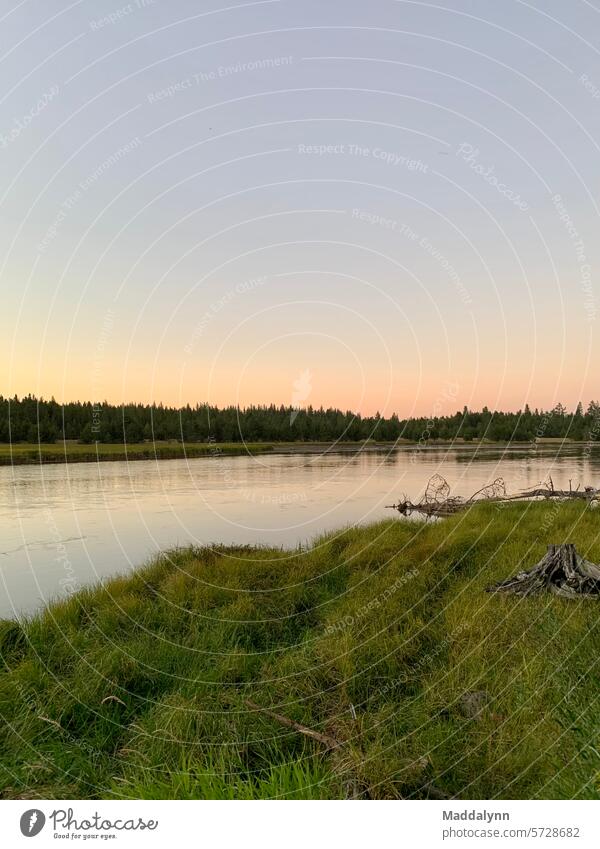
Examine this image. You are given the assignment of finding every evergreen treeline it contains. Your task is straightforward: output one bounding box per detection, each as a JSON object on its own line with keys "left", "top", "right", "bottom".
{"left": 1, "top": 395, "right": 599, "bottom": 444}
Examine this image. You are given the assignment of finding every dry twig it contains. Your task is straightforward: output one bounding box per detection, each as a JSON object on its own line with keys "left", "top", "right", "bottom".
{"left": 245, "top": 699, "right": 341, "bottom": 749}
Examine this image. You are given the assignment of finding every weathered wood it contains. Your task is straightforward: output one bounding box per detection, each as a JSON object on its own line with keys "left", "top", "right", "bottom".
{"left": 387, "top": 475, "right": 600, "bottom": 519}
{"left": 386, "top": 499, "right": 462, "bottom": 517}
{"left": 245, "top": 699, "right": 341, "bottom": 748}
{"left": 487, "top": 544, "right": 600, "bottom": 597}
{"left": 505, "top": 488, "right": 593, "bottom": 501}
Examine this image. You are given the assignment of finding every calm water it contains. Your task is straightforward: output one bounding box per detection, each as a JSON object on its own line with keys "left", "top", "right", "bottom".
{"left": 1, "top": 444, "right": 599, "bottom": 618}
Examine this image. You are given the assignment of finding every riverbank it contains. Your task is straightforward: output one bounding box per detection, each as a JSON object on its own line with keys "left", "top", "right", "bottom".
{"left": 0, "top": 438, "right": 585, "bottom": 466}
{"left": 1, "top": 440, "right": 413, "bottom": 466}
{"left": 1, "top": 501, "right": 598, "bottom": 799}
{"left": 0, "top": 441, "right": 276, "bottom": 465}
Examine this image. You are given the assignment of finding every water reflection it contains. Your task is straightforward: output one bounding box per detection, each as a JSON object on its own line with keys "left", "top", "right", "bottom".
{"left": 1, "top": 444, "right": 599, "bottom": 617}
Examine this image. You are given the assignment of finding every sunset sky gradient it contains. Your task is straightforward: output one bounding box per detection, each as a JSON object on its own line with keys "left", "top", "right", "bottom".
{"left": 1, "top": 0, "right": 598, "bottom": 416}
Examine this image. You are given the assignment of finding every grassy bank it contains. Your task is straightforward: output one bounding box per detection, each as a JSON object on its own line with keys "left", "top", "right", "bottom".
{"left": 1, "top": 502, "right": 599, "bottom": 800}
{"left": 0, "top": 438, "right": 581, "bottom": 466}
{"left": 0, "top": 441, "right": 276, "bottom": 465}
{"left": 0, "top": 441, "right": 391, "bottom": 465}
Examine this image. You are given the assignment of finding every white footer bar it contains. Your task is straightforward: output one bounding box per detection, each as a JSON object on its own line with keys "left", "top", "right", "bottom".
{"left": 0, "top": 799, "right": 597, "bottom": 848}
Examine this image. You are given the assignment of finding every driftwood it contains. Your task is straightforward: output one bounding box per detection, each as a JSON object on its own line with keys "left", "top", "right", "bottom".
{"left": 505, "top": 476, "right": 597, "bottom": 501}
{"left": 387, "top": 474, "right": 600, "bottom": 518}
{"left": 387, "top": 474, "right": 506, "bottom": 517}
{"left": 487, "top": 544, "right": 600, "bottom": 597}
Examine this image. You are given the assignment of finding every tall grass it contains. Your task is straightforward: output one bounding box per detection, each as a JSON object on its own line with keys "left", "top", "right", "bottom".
{"left": 0, "top": 502, "right": 599, "bottom": 799}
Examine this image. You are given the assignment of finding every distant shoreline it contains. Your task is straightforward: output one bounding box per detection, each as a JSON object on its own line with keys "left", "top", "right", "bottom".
{"left": 0, "top": 438, "right": 589, "bottom": 467}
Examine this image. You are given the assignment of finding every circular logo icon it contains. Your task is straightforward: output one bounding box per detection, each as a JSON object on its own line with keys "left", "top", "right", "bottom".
{"left": 20, "top": 810, "right": 46, "bottom": 837}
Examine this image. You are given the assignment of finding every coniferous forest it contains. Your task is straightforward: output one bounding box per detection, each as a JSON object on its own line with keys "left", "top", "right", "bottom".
{"left": 1, "top": 395, "right": 599, "bottom": 444}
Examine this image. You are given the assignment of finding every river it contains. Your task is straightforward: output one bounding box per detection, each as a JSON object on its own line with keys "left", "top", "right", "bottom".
{"left": 1, "top": 443, "right": 598, "bottom": 617}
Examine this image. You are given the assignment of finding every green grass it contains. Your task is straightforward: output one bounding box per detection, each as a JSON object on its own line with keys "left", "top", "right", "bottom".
{"left": 0, "top": 440, "right": 390, "bottom": 465}
{"left": 1, "top": 502, "right": 599, "bottom": 799}
{"left": 0, "top": 441, "right": 275, "bottom": 465}
{"left": 1, "top": 439, "right": 580, "bottom": 466}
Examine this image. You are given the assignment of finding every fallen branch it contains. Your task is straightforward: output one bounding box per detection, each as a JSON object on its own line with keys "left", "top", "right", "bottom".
{"left": 385, "top": 498, "right": 463, "bottom": 517}
{"left": 386, "top": 474, "right": 497, "bottom": 518}
{"left": 245, "top": 699, "right": 341, "bottom": 749}
{"left": 465, "top": 478, "right": 507, "bottom": 504}
{"left": 503, "top": 487, "right": 595, "bottom": 501}
{"left": 387, "top": 475, "right": 600, "bottom": 518}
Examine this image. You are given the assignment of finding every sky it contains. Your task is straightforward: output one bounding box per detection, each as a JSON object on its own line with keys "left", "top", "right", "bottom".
{"left": 1, "top": 0, "right": 599, "bottom": 417}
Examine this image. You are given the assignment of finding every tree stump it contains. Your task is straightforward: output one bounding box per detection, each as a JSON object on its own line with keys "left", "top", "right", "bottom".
{"left": 487, "top": 544, "right": 600, "bottom": 598}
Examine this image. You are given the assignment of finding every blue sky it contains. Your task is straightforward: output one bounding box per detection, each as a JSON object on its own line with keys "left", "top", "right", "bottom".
{"left": 1, "top": 0, "right": 599, "bottom": 415}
